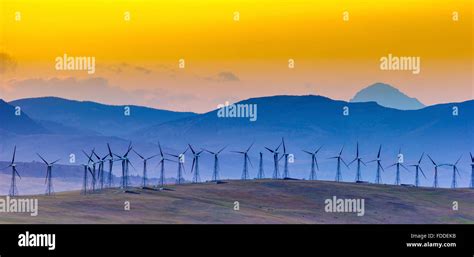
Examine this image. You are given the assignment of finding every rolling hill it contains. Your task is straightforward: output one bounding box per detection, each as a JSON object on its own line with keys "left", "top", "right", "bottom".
{"left": 0, "top": 180, "right": 472, "bottom": 224}
{"left": 9, "top": 97, "right": 197, "bottom": 136}
{"left": 350, "top": 83, "right": 425, "bottom": 110}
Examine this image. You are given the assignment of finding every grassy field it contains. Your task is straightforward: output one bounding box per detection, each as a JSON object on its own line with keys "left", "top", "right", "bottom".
{"left": 0, "top": 179, "right": 473, "bottom": 224}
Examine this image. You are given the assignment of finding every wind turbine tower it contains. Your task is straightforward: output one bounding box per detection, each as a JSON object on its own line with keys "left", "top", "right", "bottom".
{"left": 232, "top": 142, "right": 254, "bottom": 180}
{"left": 303, "top": 145, "right": 322, "bottom": 180}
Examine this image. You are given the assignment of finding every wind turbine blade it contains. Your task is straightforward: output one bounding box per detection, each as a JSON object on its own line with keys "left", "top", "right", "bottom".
{"left": 188, "top": 144, "right": 196, "bottom": 154}
{"left": 379, "top": 163, "right": 385, "bottom": 172}
{"left": 401, "top": 164, "right": 410, "bottom": 171}
{"left": 11, "top": 145, "right": 16, "bottom": 164}
{"left": 356, "top": 142, "right": 359, "bottom": 157}
{"left": 275, "top": 140, "right": 283, "bottom": 151}
{"left": 282, "top": 138, "right": 286, "bottom": 153}
{"left": 361, "top": 160, "right": 367, "bottom": 166}
{"left": 265, "top": 147, "right": 274, "bottom": 153}
{"left": 231, "top": 151, "right": 245, "bottom": 154}
{"left": 146, "top": 154, "right": 160, "bottom": 160}
{"left": 470, "top": 152, "right": 474, "bottom": 162}
{"left": 167, "top": 153, "right": 179, "bottom": 158}
{"left": 203, "top": 149, "right": 216, "bottom": 155}
{"left": 427, "top": 154, "right": 436, "bottom": 166}
{"left": 217, "top": 146, "right": 227, "bottom": 154}
{"left": 133, "top": 149, "right": 145, "bottom": 160}
{"left": 341, "top": 158, "right": 349, "bottom": 168}
{"left": 128, "top": 160, "right": 137, "bottom": 171}
{"left": 315, "top": 157, "right": 320, "bottom": 170}
{"left": 246, "top": 142, "right": 255, "bottom": 152}
{"left": 247, "top": 155, "right": 253, "bottom": 167}
{"left": 420, "top": 167, "right": 427, "bottom": 179}
{"left": 377, "top": 145, "right": 382, "bottom": 158}
{"left": 339, "top": 145, "right": 344, "bottom": 156}
{"left": 386, "top": 163, "right": 397, "bottom": 169}
{"left": 107, "top": 143, "right": 113, "bottom": 157}
{"left": 455, "top": 155, "right": 462, "bottom": 166}
{"left": 366, "top": 159, "right": 376, "bottom": 163}
{"left": 124, "top": 142, "right": 133, "bottom": 156}
{"left": 164, "top": 158, "right": 177, "bottom": 163}
{"left": 37, "top": 153, "right": 49, "bottom": 165}
{"left": 51, "top": 159, "right": 61, "bottom": 164}
{"left": 158, "top": 141, "right": 164, "bottom": 157}
{"left": 279, "top": 154, "right": 286, "bottom": 161}
{"left": 191, "top": 158, "right": 196, "bottom": 174}
{"left": 418, "top": 152, "right": 424, "bottom": 164}
{"left": 348, "top": 158, "right": 357, "bottom": 166}
{"left": 302, "top": 150, "right": 312, "bottom": 155}
{"left": 15, "top": 168, "right": 21, "bottom": 179}
{"left": 315, "top": 145, "right": 323, "bottom": 154}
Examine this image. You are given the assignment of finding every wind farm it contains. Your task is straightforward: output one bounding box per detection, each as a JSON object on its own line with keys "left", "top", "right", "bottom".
{"left": 0, "top": 90, "right": 473, "bottom": 224}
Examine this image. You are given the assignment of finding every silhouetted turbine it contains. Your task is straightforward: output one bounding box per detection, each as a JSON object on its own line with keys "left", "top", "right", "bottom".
{"left": 367, "top": 145, "right": 384, "bottom": 184}
{"left": 167, "top": 147, "right": 188, "bottom": 184}
{"left": 231, "top": 142, "right": 254, "bottom": 180}
{"left": 348, "top": 142, "right": 366, "bottom": 182}
{"left": 328, "top": 146, "right": 349, "bottom": 182}
{"left": 2, "top": 146, "right": 21, "bottom": 196}
{"left": 427, "top": 155, "right": 442, "bottom": 188}
{"left": 189, "top": 144, "right": 203, "bottom": 183}
{"left": 37, "top": 153, "right": 60, "bottom": 196}
{"left": 133, "top": 149, "right": 158, "bottom": 188}
{"left": 204, "top": 146, "right": 226, "bottom": 182}
{"left": 386, "top": 148, "right": 409, "bottom": 185}
{"left": 157, "top": 142, "right": 175, "bottom": 188}
{"left": 265, "top": 139, "right": 283, "bottom": 179}
{"left": 302, "top": 145, "right": 322, "bottom": 180}
{"left": 409, "top": 153, "right": 426, "bottom": 187}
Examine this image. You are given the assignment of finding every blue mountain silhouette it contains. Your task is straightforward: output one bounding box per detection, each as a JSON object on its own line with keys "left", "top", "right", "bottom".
{"left": 350, "top": 83, "right": 425, "bottom": 110}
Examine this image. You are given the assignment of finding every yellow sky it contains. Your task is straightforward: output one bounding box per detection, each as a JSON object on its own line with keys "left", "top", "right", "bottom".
{"left": 0, "top": 0, "right": 472, "bottom": 112}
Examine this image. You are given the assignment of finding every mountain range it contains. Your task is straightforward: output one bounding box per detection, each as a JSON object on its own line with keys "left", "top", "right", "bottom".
{"left": 0, "top": 83, "right": 472, "bottom": 188}
{"left": 350, "top": 83, "right": 425, "bottom": 110}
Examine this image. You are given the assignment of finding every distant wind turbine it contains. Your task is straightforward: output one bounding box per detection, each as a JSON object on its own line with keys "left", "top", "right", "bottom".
{"left": 302, "top": 145, "right": 322, "bottom": 180}
{"left": 445, "top": 156, "right": 462, "bottom": 189}
{"left": 265, "top": 139, "right": 283, "bottom": 179}
{"left": 427, "top": 155, "right": 442, "bottom": 188}
{"left": 133, "top": 149, "right": 158, "bottom": 188}
{"left": 189, "top": 144, "right": 203, "bottom": 183}
{"left": 279, "top": 138, "right": 291, "bottom": 179}
{"left": 367, "top": 145, "right": 384, "bottom": 184}
{"left": 386, "top": 148, "right": 409, "bottom": 185}
{"left": 231, "top": 142, "right": 254, "bottom": 180}
{"left": 409, "top": 153, "right": 426, "bottom": 187}
{"left": 2, "top": 146, "right": 21, "bottom": 196}
{"left": 167, "top": 147, "right": 188, "bottom": 184}
{"left": 328, "top": 146, "right": 349, "bottom": 182}
{"left": 256, "top": 152, "right": 265, "bottom": 179}
{"left": 204, "top": 146, "right": 227, "bottom": 182}
{"left": 157, "top": 142, "right": 175, "bottom": 188}
{"left": 348, "top": 142, "right": 366, "bottom": 182}
{"left": 37, "top": 153, "right": 60, "bottom": 196}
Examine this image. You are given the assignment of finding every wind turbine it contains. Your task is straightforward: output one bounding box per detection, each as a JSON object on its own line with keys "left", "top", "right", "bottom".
{"left": 106, "top": 143, "right": 115, "bottom": 188}
{"left": 445, "top": 156, "right": 462, "bottom": 189}
{"left": 3, "top": 146, "right": 21, "bottom": 196}
{"left": 265, "top": 138, "right": 283, "bottom": 179}
{"left": 133, "top": 149, "right": 158, "bottom": 188}
{"left": 427, "top": 155, "right": 442, "bottom": 188}
{"left": 203, "top": 146, "right": 226, "bottom": 182}
{"left": 232, "top": 142, "right": 254, "bottom": 180}
{"left": 328, "top": 146, "right": 349, "bottom": 182}
{"left": 409, "top": 153, "right": 426, "bottom": 187}
{"left": 167, "top": 147, "right": 188, "bottom": 184}
{"left": 367, "top": 145, "right": 384, "bottom": 184}
{"left": 113, "top": 142, "right": 134, "bottom": 189}
{"left": 279, "top": 138, "right": 291, "bottom": 179}
{"left": 386, "top": 148, "right": 409, "bottom": 185}
{"left": 156, "top": 142, "right": 175, "bottom": 188}
{"left": 92, "top": 151, "right": 107, "bottom": 190}
{"left": 470, "top": 153, "right": 474, "bottom": 189}
{"left": 189, "top": 144, "right": 203, "bottom": 183}
{"left": 81, "top": 150, "right": 97, "bottom": 194}
{"left": 348, "top": 142, "right": 366, "bottom": 182}
{"left": 256, "top": 152, "right": 265, "bottom": 179}
{"left": 37, "top": 153, "right": 60, "bottom": 196}
{"left": 302, "top": 145, "right": 322, "bottom": 180}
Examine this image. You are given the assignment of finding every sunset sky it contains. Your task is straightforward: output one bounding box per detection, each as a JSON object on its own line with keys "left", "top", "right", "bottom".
{"left": 0, "top": 0, "right": 472, "bottom": 112}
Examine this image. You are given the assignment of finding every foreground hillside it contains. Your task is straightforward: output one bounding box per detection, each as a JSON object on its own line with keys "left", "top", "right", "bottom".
{"left": 1, "top": 180, "right": 473, "bottom": 224}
